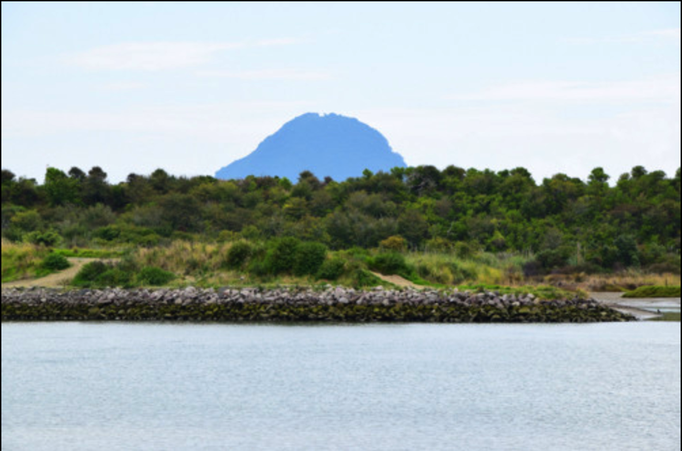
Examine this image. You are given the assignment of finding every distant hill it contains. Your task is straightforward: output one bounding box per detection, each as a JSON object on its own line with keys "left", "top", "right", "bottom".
{"left": 215, "top": 113, "right": 406, "bottom": 181}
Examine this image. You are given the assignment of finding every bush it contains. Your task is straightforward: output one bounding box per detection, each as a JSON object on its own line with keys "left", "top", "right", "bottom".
{"left": 247, "top": 258, "right": 271, "bottom": 278}
{"left": 293, "top": 242, "right": 327, "bottom": 276}
{"left": 351, "top": 268, "right": 384, "bottom": 288}
{"left": 137, "top": 266, "right": 175, "bottom": 286}
{"left": 72, "top": 261, "right": 110, "bottom": 287}
{"left": 317, "top": 258, "right": 346, "bottom": 280}
{"left": 368, "top": 252, "right": 409, "bottom": 275}
{"left": 424, "top": 237, "right": 454, "bottom": 253}
{"left": 454, "top": 241, "right": 477, "bottom": 259}
{"left": 380, "top": 235, "right": 407, "bottom": 252}
{"left": 24, "top": 230, "right": 61, "bottom": 247}
{"left": 97, "top": 268, "right": 134, "bottom": 287}
{"left": 41, "top": 254, "right": 70, "bottom": 271}
{"left": 522, "top": 260, "right": 543, "bottom": 277}
{"left": 225, "top": 240, "right": 253, "bottom": 269}
{"left": 448, "top": 262, "right": 477, "bottom": 284}
{"left": 94, "top": 225, "right": 121, "bottom": 241}
{"left": 264, "top": 237, "right": 301, "bottom": 275}
{"left": 536, "top": 248, "right": 569, "bottom": 270}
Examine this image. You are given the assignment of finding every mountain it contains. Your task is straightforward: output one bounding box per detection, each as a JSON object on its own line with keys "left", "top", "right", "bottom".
{"left": 215, "top": 113, "right": 406, "bottom": 181}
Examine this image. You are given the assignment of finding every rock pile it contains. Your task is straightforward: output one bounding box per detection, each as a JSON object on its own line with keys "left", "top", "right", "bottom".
{"left": 1, "top": 286, "right": 634, "bottom": 323}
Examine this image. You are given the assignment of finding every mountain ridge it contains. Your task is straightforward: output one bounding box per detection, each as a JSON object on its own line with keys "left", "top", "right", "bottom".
{"left": 215, "top": 113, "right": 406, "bottom": 181}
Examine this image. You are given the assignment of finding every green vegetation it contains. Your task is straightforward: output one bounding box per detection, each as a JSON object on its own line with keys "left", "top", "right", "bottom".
{"left": 2, "top": 164, "right": 680, "bottom": 291}
{"left": 52, "top": 248, "right": 125, "bottom": 259}
{"left": 2, "top": 241, "right": 50, "bottom": 283}
{"left": 72, "top": 260, "right": 175, "bottom": 288}
{"left": 622, "top": 285, "right": 681, "bottom": 298}
{"left": 40, "top": 253, "right": 70, "bottom": 271}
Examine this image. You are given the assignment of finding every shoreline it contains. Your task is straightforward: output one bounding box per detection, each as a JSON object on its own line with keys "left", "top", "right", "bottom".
{"left": 2, "top": 286, "right": 633, "bottom": 323}
{"left": 590, "top": 291, "right": 681, "bottom": 320}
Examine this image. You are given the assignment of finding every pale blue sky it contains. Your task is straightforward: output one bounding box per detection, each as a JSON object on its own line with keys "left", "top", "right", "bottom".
{"left": 2, "top": 2, "right": 680, "bottom": 182}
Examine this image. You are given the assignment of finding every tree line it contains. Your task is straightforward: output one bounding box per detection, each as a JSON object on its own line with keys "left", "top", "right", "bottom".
{"left": 1, "top": 164, "right": 680, "bottom": 275}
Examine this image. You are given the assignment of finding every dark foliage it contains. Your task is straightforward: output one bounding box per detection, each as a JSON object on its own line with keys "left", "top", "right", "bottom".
{"left": 2, "top": 164, "right": 680, "bottom": 275}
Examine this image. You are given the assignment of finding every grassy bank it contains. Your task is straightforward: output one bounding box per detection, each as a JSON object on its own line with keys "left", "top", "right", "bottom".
{"left": 1, "top": 241, "right": 51, "bottom": 283}
{"left": 3, "top": 238, "right": 678, "bottom": 302}
{"left": 622, "top": 285, "right": 681, "bottom": 298}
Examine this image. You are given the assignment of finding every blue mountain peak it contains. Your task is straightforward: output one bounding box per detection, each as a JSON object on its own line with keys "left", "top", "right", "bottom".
{"left": 215, "top": 113, "right": 406, "bottom": 181}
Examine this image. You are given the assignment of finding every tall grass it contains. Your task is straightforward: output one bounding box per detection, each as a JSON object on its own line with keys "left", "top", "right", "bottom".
{"left": 570, "top": 269, "right": 680, "bottom": 292}
{"left": 134, "top": 240, "right": 234, "bottom": 276}
{"left": 404, "top": 251, "right": 530, "bottom": 286}
{"left": 1, "top": 240, "right": 50, "bottom": 283}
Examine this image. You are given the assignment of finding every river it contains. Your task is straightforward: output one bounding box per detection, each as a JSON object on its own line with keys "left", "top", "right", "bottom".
{"left": 2, "top": 322, "right": 680, "bottom": 451}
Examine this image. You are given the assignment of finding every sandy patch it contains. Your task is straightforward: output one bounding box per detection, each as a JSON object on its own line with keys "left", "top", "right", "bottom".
{"left": 370, "top": 271, "right": 422, "bottom": 288}
{"left": 2, "top": 258, "right": 117, "bottom": 288}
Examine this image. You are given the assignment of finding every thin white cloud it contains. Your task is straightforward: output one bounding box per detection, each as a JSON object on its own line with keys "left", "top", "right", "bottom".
{"left": 643, "top": 28, "right": 681, "bottom": 40}
{"left": 1, "top": 101, "right": 315, "bottom": 139}
{"left": 197, "top": 69, "right": 331, "bottom": 81}
{"left": 565, "top": 27, "right": 681, "bottom": 45}
{"left": 449, "top": 74, "right": 681, "bottom": 104}
{"left": 100, "top": 81, "right": 147, "bottom": 91}
{"left": 66, "top": 39, "right": 302, "bottom": 71}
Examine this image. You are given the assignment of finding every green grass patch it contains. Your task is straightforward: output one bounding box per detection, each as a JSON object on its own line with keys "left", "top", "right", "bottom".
{"left": 52, "top": 247, "right": 126, "bottom": 259}
{"left": 622, "top": 285, "right": 681, "bottom": 298}
{"left": 2, "top": 242, "right": 50, "bottom": 283}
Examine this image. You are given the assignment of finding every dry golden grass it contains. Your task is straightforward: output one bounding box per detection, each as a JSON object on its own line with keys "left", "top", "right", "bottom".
{"left": 134, "top": 241, "right": 233, "bottom": 275}
{"left": 581, "top": 270, "right": 679, "bottom": 292}
{"left": 405, "top": 252, "right": 507, "bottom": 286}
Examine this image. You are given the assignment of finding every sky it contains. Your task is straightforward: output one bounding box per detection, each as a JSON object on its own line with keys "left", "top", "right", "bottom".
{"left": 2, "top": 2, "right": 680, "bottom": 183}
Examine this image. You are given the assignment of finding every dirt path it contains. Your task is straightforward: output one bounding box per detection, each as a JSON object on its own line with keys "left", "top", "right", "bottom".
{"left": 370, "top": 271, "right": 423, "bottom": 288}
{"left": 2, "top": 258, "right": 110, "bottom": 288}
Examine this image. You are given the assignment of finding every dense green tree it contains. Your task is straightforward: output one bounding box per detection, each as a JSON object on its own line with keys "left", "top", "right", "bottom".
{"left": 43, "top": 167, "right": 80, "bottom": 206}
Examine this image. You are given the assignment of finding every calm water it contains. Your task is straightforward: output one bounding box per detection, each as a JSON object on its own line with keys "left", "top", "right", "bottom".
{"left": 2, "top": 322, "right": 680, "bottom": 451}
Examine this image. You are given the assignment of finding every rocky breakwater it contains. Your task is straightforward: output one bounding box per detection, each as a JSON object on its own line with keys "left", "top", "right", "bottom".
{"left": 1, "top": 286, "right": 634, "bottom": 323}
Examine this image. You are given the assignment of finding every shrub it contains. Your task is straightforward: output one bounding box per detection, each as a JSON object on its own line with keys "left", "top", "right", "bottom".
{"left": 41, "top": 254, "right": 70, "bottom": 271}
{"left": 72, "top": 261, "right": 110, "bottom": 287}
{"left": 134, "top": 233, "right": 161, "bottom": 247}
{"left": 293, "top": 242, "right": 327, "bottom": 276}
{"left": 536, "top": 248, "right": 569, "bottom": 270}
{"left": 317, "top": 258, "right": 346, "bottom": 280}
{"left": 225, "top": 240, "right": 253, "bottom": 269}
{"left": 380, "top": 235, "right": 407, "bottom": 252}
{"left": 454, "top": 241, "right": 477, "bottom": 259}
{"left": 94, "top": 225, "right": 121, "bottom": 241}
{"left": 264, "top": 237, "right": 301, "bottom": 275}
{"left": 97, "top": 268, "right": 134, "bottom": 287}
{"left": 24, "top": 230, "right": 61, "bottom": 247}
{"left": 137, "top": 266, "right": 175, "bottom": 286}
{"left": 247, "top": 258, "right": 274, "bottom": 280}
{"left": 424, "top": 237, "right": 454, "bottom": 253}
{"left": 351, "top": 268, "right": 384, "bottom": 288}
{"left": 448, "top": 262, "right": 477, "bottom": 284}
{"left": 522, "top": 260, "right": 543, "bottom": 277}
{"left": 368, "top": 252, "right": 409, "bottom": 275}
